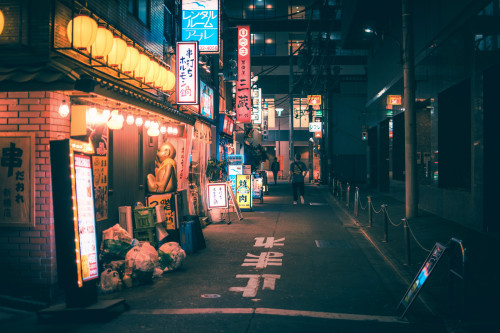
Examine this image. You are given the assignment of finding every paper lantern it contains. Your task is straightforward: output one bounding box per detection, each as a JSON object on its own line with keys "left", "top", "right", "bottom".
{"left": 133, "top": 53, "right": 150, "bottom": 80}
{"left": 107, "top": 37, "right": 128, "bottom": 66}
{"left": 0, "top": 9, "right": 5, "bottom": 35}
{"left": 135, "top": 117, "right": 143, "bottom": 126}
{"left": 155, "top": 66, "right": 168, "bottom": 88}
{"left": 107, "top": 110, "right": 124, "bottom": 130}
{"left": 88, "top": 26, "right": 114, "bottom": 58}
{"left": 67, "top": 15, "right": 98, "bottom": 49}
{"left": 147, "top": 122, "right": 159, "bottom": 137}
{"left": 121, "top": 46, "right": 140, "bottom": 73}
{"left": 126, "top": 114, "right": 135, "bottom": 125}
{"left": 162, "top": 70, "right": 175, "bottom": 91}
{"left": 145, "top": 60, "right": 160, "bottom": 85}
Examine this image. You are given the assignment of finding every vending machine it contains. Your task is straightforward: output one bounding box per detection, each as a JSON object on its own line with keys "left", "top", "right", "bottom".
{"left": 50, "top": 139, "right": 99, "bottom": 308}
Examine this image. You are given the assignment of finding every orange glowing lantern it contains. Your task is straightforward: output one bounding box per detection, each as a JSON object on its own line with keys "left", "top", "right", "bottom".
{"left": 107, "top": 37, "right": 127, "bottom": 66}
{"left": 145, "top": 60, "right": 161, "bottom": 85}
{"left": 133, "top": 53, "right": 150, "bottom": 80}
{"left": 0, "top": 9, "right": 5, "bottom": 35}
{"left": 67, "top": 15, "right": 98, "bottom": 49}
{"left": 155, "top": 66, "right": 168, "bottom": 88}
{"left": 88, "top": 26, "right": 114, "bottom": 59}
{"left": 162, "top": 70, "right": 175, "bottom": 91}
{"left": 121, "top": 46, "right": 140, "bottom": 73}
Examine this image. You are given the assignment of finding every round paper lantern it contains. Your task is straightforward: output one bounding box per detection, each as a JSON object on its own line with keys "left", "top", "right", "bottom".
{"left": 88, "top": 26, "right": 113, "bottom": 58}
{"left": 145, "top": 60, "right": 160, "bottom": 85}
{"left": 0, "top": 9, "right": 5, "bottom": 35}
{"left": 107, "top": 37, "right": 127, "bottom": 66}
{"left": 121, "top": 46, "right": 140, "bottom": 73}
{"left": 67, "top": 15, "right": 98, "bottom": 49}
{"left": 107, "top": 110, "right": 124, "bottom": 130}
{"left": 155, "top": 66, "right": 168, "bottom": 88}
{"left": 147, "top": 122, "right": 159, "bottom": 137}
{"left": 162, "top": 70, "right": 175, "bottom": 91}
{"left": 133, "top": 53, "right": 150, "bottom": 80}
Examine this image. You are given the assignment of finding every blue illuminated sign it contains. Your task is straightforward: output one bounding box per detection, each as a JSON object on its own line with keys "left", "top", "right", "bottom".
{"left": 182, "top": 0, "right": 219, "bottom": 53}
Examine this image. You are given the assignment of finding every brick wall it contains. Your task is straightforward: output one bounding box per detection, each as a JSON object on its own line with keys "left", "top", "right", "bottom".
{"left": 0, "top": 91, "right": 70, "bottom": 303}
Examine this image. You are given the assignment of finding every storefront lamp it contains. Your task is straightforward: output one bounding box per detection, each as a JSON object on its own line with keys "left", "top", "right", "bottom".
{"left": 0, "top": 9, "right": 4, "bottom": 35}
{"left": 67, "top": 15, "right": 98, "bottom": 49}
{"left": 59, "top": 100, "right": 70, "bottom": 117}
{"left": 102, "top": 108, "right": 110, "bottom": 119}
{"left": 144, "top": 120, "right": 151, "bottom": 128}
{"left": 121, "top": 46, "right": 140, "bottom": 73}
{"left": 88, "top": 26, "right": 113, "bottom": 59}
{"left": 147, "top": 122, "right": 159, "bottom": 137}
{"left": 155, "top": 66, "right": 168, "bottom": 88}
{"left": 160, "top": 126, "right": 167, "bottom": 134}
{"left": 135, "top": 116, "right": 143, "bottom": 126}
{"left": 162, "top": 70, "right": 175, "bottom": 91}
{"left": 126, "top": 114, "right": 134, "bottom": 125}
{"left": 145, "top": 60, "right": 160, "bottom": 85}
{"left": 107, "top": 110, "right": 124, "bottom": 130}
{"left": 107, "top": 37, "right": 127, "bottom": 66}
{"left": 134, "top": 53, "right": 150, "bottom": 80}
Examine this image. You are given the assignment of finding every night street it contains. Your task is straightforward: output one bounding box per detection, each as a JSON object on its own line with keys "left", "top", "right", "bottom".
{"left": 1, "top": 183, "right": 447, "bottom": 332}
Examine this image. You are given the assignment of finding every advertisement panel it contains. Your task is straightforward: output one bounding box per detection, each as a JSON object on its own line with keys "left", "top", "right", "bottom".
{"left": 236, "top": 25, "right": 251, "bottom": 123}
{"left": 236, "top": 174, "right": 252, "bottom": 210}
{"left": 182, "top": 0, "right": 219, "bottom": 53}
{"left": 309, "top": 122, "right": 322, "bottom": 132}
{"left": 251, "top": 87, "right": 262, "bottom": 124}
{"left": 176, "top": 41, "right": 199, "bottom": 105}
{"left": 200, "top": 80, "right": 214, "bottom": 119}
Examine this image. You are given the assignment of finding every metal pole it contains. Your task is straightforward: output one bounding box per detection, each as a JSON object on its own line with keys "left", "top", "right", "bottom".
{"left": 354, "top": 187, "right": 359, "bottom": 217}
{"left": 403, "top": 218, "right": 411, "bottom": 265}
{"left": 278, "top": 115, "right": 280, "bottom": 179}
{"left": 382, "top": 204, "right": 388, "bottom": 242}
{"left": 368, "top": 196, "right": 372, "bottom": 227}
{"left": 289, "top": 43, "right": 294, "bottom": 161}
{"left": 346, "top": 183, "right": 350, "bottom": 208}
{"left": 402, "top": 0, "right": 418, "bottom": 218}
{"left": 340, "top": 182, "right": 343, "bottom": 202}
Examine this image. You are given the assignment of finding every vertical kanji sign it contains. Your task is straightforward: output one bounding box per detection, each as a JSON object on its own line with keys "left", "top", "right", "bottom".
{"left": 177, "top": 41, "right": 199, "bottom": 105}
{"left": 236, "top": 25, "right": 251, "bottom": 123}
{"left": 0, "top": 132, "right": 35, "bottom": 227}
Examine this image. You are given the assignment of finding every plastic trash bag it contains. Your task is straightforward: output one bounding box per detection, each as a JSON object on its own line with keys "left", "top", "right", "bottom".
{"left": 100, "top": 224, "right": 134, "bottom": 262}
{"left": 98, "top": 268, "right": 122, "bottom": 294}
{"left": 124, "top": 242, "right": 159, "bottom": 284}
{"left": 158, "top": 242, "right": 186, "bottom": 273}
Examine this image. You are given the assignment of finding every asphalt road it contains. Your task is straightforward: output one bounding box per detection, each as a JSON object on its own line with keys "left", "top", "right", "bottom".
{"left": 0, "top": 183, "right": 449, "bottom": 333}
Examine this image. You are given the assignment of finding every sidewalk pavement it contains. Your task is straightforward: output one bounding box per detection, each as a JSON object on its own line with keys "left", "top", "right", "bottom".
{"left": 328, "top": 181, "right": 500, "bottom": 332}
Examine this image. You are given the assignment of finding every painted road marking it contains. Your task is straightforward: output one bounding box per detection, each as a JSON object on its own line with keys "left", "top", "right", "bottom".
{"left": 242, "top": 252, "right": 283, "bottom": 269}
{"left": 127, "top": 308, "right": 407, "bottom": 324}
{"left": 254, "top": 237, "right": 285, "bottom": 248}
{"left": 229, "top": 274, "right": 281, "bottom": 297}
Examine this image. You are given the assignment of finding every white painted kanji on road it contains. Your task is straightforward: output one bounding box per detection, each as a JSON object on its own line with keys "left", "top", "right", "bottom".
{"left": 229, "top": 274, "right": 281, "bottom": 297}
{"left": 242, "top": 252, "right": 283, "bottom": 269}
{"left": 253, "top": 237, "right": 285, "bottom": 248}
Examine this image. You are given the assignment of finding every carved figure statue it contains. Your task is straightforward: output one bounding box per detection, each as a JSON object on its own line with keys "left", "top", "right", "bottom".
{"left": 147, "top": 142, "right": 177, "bottom": 193}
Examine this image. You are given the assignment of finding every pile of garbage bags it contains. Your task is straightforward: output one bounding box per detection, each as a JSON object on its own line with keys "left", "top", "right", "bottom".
{"left": 98, "top": 224, "right": 186, "bottom": 294}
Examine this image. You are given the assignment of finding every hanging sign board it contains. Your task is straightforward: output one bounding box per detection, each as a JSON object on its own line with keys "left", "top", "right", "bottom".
{"left": 236, "top": 25, "right": 251, "bottom": 123}
{"left": 207, "top": 182, "right": 228, "bottom": 209}
{"left": 307, "top": 95, "right": 322, "bottom": 106}
{"left": 398, "top": 242, "right": 447, "bottom": 318}
{"left": 387, "top": 95, "right": 402, "bottom": 106}
{"left": 182, "top": 0, "right": 220, "bottom": 53}
{"left": 309, "top": 122, "right": 322, "bottom": 132}
{"left": 176, "top": 41, "right": 199, "bottom": 105}
{"left": 236, "top": 174, "right": 252, "bottom": 211}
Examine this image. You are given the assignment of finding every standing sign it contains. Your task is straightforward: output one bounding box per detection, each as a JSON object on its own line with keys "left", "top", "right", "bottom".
{"left": 176, "top": 41, "right": 199, "bottom": 105}
{"left": 236, "top": 25, "right": 251, "bottom": 123}
{"left": 200, "top": 80, "right": 214, "bottom": 119}
{"left": 207, "top": 182, "right": 228, "bottom": 209}
{"left": 398, "top": 242, "right": 447, "bottom": 318}
{"left": 0, "top": 132, "right": 35, "bottom": 227}
{"left": 182, "top": 0, "right": 219, "bottom": 53}
{"left": 236, "top": 174, "right": 252, "bottom": 211}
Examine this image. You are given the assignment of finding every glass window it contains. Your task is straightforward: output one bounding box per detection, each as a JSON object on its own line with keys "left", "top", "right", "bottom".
{"left": 293, "top": 98, "right": 309, "bottom": 128}
{"left": 244, "top": 0, "right": 276, "bottom": 19}
{"left": 251, "top": 32, "right": 276, "bottom": 56}
{"left": 128, "top": 0, "right": 150, "bottom": 26}
{"left": 288, "top": 39, "right": 304, "bottom": 55}
{"left": 289, "top": 5, "right": 306, "bottom": 19}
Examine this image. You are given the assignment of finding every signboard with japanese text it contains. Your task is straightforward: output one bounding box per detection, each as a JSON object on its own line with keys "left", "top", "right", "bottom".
{"left": 309, "top": 122, "right": 322, "bottom": 132}
{"left": 207, "top": 182, "right": 228, "bottom": 209}
{"left": 236, "top": 174, "right": 252, "bottom": 210}
{"left": 182, "top": 0, "right": 219, "bottom": 53}
{"left": 147, "top": 193, "right": 179, "bottom": 230}
{"left": 252, "top": 176, "right": 263, "bottom": 199}
{"left": 251, "top": 87, "right": 262, "bottom": 124}
{"left": 87, "top": 119, "right": 108, "bottom": 222}
{"left": 307, "top": 95, "right": 322, "bottom": 106}
{"left": 200, "top": 80, "right": 214, "bottom": 119}
{"left": 236, "top": 25, "right": 251, "bottom": 123}
{"left": 387, "top": 95, "right": 402, "bottom": 106}
{"left": 0, "top": 132, "right": 35, "bottom": 227}
{"left": 176, "top": 41, "right": 199, "bottom": 105}
{"left": 219, "top": 114, "right": 234, "bottom": 136}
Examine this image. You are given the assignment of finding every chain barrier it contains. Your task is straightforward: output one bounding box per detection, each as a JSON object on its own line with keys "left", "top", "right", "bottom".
{"left": 406, "top": 220, "right": 432, "bottom": 253}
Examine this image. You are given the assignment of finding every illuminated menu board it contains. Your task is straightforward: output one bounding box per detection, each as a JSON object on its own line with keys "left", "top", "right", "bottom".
{"left": 73, "top": 154, "right": 99, "bottom": 282}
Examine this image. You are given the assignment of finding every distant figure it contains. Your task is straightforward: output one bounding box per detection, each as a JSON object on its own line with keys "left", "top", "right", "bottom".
{"left": 271, "top": 158, "right": 280, "bottom": 184}
{"left": 147, "top": 142, "right": 177, "bottom": 193}
{"left": 289, "top": 153, "right": 307, "bottom": 204}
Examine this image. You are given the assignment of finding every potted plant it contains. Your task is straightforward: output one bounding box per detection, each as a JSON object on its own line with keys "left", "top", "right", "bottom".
{"left": 206, "top": 158, "right": 228, "bottom": 182}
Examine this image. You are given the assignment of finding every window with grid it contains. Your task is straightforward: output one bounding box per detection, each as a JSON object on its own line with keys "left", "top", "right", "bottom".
{"left": 293, "top": 98, "right": 309, "bottom": 128}
{"left": 251, "top": 32, "right": 276, "bottom": 56}
{"left": 288, "top": 34, "right": 304, "bottom": 55}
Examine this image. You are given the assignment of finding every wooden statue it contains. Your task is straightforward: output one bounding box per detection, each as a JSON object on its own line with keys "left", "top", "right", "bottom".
{"left": 147, "top": 142, "right": 177, "bottom": 193}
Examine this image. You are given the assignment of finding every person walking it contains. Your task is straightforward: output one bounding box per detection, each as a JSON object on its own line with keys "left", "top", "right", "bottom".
{"left": 289, "top": 153, "right": 307, "bottom": 204}
{"left": 271, "top": 157, "right": 280, "bottom": 184}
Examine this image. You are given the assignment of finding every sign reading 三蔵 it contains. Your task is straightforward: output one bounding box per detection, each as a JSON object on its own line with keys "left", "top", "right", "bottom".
{"left": 236, "top": 25, "right": 251, "bottom": 123}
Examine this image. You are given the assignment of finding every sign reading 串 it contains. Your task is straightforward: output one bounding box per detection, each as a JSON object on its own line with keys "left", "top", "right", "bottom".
{"left": 236, "top": 25, "right": 251, "bottom": 123}
{"left": 176, "top": 41, "right": 199, "bottom": 105}
{"left": 182, "top": 0, "right": 219, "bottom": 53}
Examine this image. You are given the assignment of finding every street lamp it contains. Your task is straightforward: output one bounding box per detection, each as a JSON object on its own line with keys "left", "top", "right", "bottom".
{"left": 276, "top": 107, "right": 284, "bottom": 179}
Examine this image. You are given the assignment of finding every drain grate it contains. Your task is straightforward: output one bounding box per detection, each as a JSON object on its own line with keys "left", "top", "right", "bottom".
{"left": 315, "top": 240, "right": 353, "bottom": 248}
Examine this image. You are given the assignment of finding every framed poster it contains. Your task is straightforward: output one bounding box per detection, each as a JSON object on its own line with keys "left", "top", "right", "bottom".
{"left": 207, "top": 182, "right": 228, "bottom": 209}
{"left": 0, "top": 132, "right": 35, "bottom": 227}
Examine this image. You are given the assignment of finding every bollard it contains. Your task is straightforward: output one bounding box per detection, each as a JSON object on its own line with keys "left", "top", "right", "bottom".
{"left": 368, "top": 196, "right": 372, "bottom": 227}
{"left": 354, "top": 187, "right": 359, "bottom": 217}
{"left": 346, "top": 183, "right": 350, "bottom": 208}
{"left": 403, "top": 218, "right": 411, "bottom": 265}
{"left": 382, "top": 204, "right": 388, "bottom": 242}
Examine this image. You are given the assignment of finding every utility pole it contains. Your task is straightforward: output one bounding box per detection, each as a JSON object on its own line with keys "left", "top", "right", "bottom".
{"left": 402, "top": 0, "right": 418, "bottom": 218}
{"left": 289, "top": 43, "right": 294, "bottom": 161}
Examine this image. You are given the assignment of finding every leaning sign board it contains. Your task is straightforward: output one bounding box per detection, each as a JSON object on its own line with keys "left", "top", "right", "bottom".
{"left": 398, "top": 242, "right": 447, "bottom": 318}
{"left": 207, "top": 182, "right": 228, "bottom": 209}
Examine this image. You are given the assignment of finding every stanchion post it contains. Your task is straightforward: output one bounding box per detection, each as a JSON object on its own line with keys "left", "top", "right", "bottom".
{"left": 403, "top": 218, "right": 411, "bottom": 265}
{"left": 354, "top": 187, "right": 359, "bottom": 217}
{"left": 368, "top": 196, "right": 372, "bottom": 227}
{"left": 382, "top": 204, "right": 388, "bottom": 242}
{"left": 346, "top": 183, "right": 350, "bottom": 208}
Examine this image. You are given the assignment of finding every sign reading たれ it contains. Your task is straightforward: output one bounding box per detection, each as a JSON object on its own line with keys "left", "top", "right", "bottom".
{"left": 176, "top": 41, "right": 199, "bottom": 105}
{"left": 207, "top": 183, "right": 228, "bottom": 209}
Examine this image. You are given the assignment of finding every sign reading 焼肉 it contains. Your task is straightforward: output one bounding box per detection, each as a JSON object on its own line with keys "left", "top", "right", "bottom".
{"left": 176, "top": 41, "right": 199, "bottom": 105}
{"left": 236, "top": 25, "right": 251, "bottom": 123}
{"left": 182, "top": 0, "right": 219, "bottom": 53}
{"left": 236, "top": 174, "right": 252, "bottom": 210}
{"left": 0, "top": 132, "right": 35, "bottom": 227}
